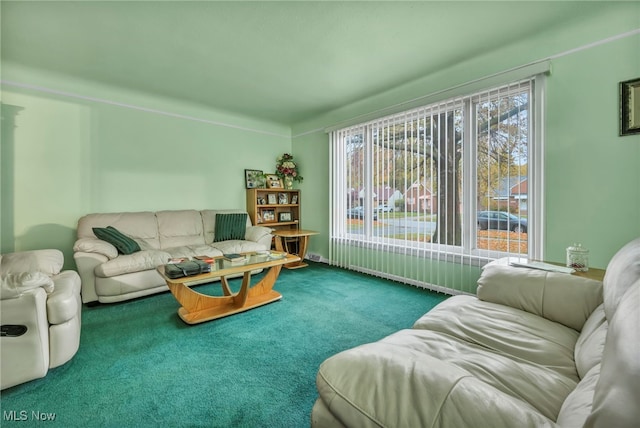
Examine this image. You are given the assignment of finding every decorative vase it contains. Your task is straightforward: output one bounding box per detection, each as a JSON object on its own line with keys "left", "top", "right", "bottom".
{"left": 284, "top": 176, "right": 294, "bottom": 189}
{"left": 566, "top": 243, "right": 589, "bottom": 272}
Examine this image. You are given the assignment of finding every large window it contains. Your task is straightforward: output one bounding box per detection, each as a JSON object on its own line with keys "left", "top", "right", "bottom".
{"left": 330, "top": 78, "right": 543, "bottom": 267}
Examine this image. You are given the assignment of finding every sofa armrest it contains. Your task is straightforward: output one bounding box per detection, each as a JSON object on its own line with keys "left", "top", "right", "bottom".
{"left": 477, "top": 264, "right": 603, "bottom": 331}
{"left": 73, "top": 238, "right": 118, "bottom": 260}
{"left": 73, "top": 251, "right": 108, "bottom": 304}
{"left": 245, "top": 226, "right": 273, "bottom": 244}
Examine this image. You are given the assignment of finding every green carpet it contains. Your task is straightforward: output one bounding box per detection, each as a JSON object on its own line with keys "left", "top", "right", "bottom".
{"left": 1, "top": 262, "right": 448, "bottom": 427}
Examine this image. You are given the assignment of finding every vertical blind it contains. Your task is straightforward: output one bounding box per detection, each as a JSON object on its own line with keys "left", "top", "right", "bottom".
{"left": 329, "top": 78, "right": 540, "bottom": 295}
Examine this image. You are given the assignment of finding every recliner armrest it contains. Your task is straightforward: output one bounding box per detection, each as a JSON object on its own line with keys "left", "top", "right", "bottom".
{"left": 0, "top": 249, "right": 64, "bottom": 276}
{"left": 0, "top": 272, "right": 54, "bottom": 300}
{"left": 477, "top": 264, "right": 603, "bottom": 331}
{"left": 46, "top": 271, "right": 81, "bottom": 325}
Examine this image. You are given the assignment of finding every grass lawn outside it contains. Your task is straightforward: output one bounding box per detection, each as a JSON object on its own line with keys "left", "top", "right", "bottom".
{"left": 346, "top": 218, "right": 528, "bottom": 255}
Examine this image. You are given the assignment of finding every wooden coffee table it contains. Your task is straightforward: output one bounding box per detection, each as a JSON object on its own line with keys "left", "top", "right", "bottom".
{"left": 157, "top": 252, "right": 300, "bottom": 325}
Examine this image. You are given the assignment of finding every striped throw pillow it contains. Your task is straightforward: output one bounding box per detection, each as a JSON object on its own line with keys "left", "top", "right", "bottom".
{"left": 214, "top": 213, "right": 247, "bottom": 242}
{"left": 93, "top": 226, "right": 141, "bottom": 255}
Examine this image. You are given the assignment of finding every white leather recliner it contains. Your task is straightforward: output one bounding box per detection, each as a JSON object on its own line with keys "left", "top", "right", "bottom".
{"left": 1, "top": 249, "right": 82, "bottom": 390}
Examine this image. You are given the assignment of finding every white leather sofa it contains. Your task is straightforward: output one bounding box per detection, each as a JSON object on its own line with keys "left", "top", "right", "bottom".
{"left": 1, "top": 249, "right": 82, "bottom": 390}
{"left": 312, "top": 237, "right": 640, "bottom": 427}
{"left": 73, "top": 209, "right": 273, "bottom": 304}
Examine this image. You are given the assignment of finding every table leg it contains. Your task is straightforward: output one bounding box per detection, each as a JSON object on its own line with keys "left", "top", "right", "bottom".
{"left": 279, "top": 235, "right": 309, "bottom": 269}
{"left": 167, "top": 265, "right": 283, "bottom": 324}
{"left": 220, "top": 277, "right": 233, "bottom": 296}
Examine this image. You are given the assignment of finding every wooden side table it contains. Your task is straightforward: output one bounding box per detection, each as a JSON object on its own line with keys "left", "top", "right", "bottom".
{"left": 537, "top": 260, "right": 605, "bottom": 281}
{"left": 272, "top": 229, "right": 319, "bottom": 269}
{"left": 561, "top": 264, "right": 605, "bottom": 281}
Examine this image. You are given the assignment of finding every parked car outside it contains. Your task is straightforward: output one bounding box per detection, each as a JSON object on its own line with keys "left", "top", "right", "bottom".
{"left": 347, "top": 206, "right": 378, "bottom": 221}
{"left": 375, "top": 204, "right": 394, "bottom": 213}
{"left": 477, "top": 211, "right": 527, "bottom": 233}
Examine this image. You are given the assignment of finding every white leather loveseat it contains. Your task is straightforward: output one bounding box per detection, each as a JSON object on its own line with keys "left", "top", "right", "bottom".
{"left": 312, "top": 237, "right": 640, "bottom": 427}
{"left": 73, "top": 209, "right": 272, "bottom": 304}
{"left": 1, "top": 249, "right": 82, "bottom": 390}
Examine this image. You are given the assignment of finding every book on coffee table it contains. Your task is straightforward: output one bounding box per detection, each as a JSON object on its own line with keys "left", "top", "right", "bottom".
{"left": 223, "top": 253, "right": 246, "bottom": 263}
{"left": 167, "top": 257, "right": 189, "bottom": 264}
{"left": 194, "top": 255, "right": 215, "bottom": 263}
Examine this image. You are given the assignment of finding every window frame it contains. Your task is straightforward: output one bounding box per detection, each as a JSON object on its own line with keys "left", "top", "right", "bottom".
{"left": 330, "top": 76, "right": 545, "bottom": 264}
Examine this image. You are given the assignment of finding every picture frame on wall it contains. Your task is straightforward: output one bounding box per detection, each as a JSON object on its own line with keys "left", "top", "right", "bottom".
{"left": 266, "top": 174, "right": 283, "bottom": 189}
{"left": 620, "top": 77, "right": 640, "bottom": 136}
{"left": 245, "top": 169, "right": 264, "bottom": 189}
{"left": 278, "top": 212, "right": 292, "bottom": 222}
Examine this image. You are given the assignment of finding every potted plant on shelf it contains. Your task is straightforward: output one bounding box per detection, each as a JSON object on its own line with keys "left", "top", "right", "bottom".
{"left": 275, "top": 153, "right": 303, "bottom": 189}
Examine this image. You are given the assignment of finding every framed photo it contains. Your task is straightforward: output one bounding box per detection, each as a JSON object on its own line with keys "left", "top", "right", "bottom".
{"left": 257, "top": 197, "right": 266, "bottom": 205}
{"left": 267, "top": 193, "right": 277, "bottom": 205}
{"left": 278, "top": 192, "right": 289, "bottom": 204}
{"left": 278, "top": 212, "right": 293, "bottom": 222}
{"left": 266, "top": 174, "right": 283, "bottom": 189}
{"left": 245, "top": 169, "right": 264, "bottom": 189}
{"left": 291, "top": 194, "right": 298, "bottom": 204}
{"left": 262, "top": 209, "right": 275, "bottom": 222}
{"left": 620, "top": 77, "right": 640, "bottom": 136}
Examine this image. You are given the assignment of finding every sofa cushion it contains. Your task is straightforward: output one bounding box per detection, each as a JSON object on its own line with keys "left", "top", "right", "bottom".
{"left": 317, "top": 326, "right": 566, "bottom": 427}
{"left": 156, "top": 210, "right": 205, "bottom": 249}
{"left": 210, "top": 240, "right": 268, "bottom": 255}
{"left": 556, "top": 364, "right": 601, "bottom": 428}
{"left": 93, "top": 226, "right": 141, "bottom": 255}
{"left": 94, "top": 250, "right": 172, "bottom": 278}
{"left": 162, "top": 245, "right": 221, "bottom": 260}
{"left": 584, "top": 280, "right": 640, "bottom": 428}
{"left": 213, "top": 213, "right": 248, "bottom": 242}
{"left": 601, "top": 237, "right": 640, "bottom": 321}
{"left": 574, "top": 304, "right": 607, "bottom": 378}
{"left": 77, "top": 211, "right": 160, "bottom": 249}
{"left": 413, "top": 295, "right": 580, "bottom": 383}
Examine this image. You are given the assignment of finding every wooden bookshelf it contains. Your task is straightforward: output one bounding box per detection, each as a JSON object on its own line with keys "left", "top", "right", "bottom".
{"left": 246, "top": 188, "right": 301, "bottom": 232}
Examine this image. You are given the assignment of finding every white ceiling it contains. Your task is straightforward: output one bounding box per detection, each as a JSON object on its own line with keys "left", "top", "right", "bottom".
{"left": 1, "top": 1, "right": 613, "bottom": 126}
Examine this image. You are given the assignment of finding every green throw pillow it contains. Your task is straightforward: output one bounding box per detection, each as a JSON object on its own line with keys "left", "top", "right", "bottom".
{"left": 214, "top": 213, "right": 247, "bottom": 242}
{"left": 93, "top": 226, "right": 141, "bottom": 255}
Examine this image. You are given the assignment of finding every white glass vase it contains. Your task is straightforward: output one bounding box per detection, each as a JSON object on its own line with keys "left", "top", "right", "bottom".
{"left": 284, "top": 176, "right": 294, "bottom": 189}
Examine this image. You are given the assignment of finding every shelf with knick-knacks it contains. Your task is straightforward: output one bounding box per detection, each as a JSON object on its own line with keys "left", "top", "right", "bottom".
{"left": 246, "top": 188, "right": 301, "bottom": 231}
